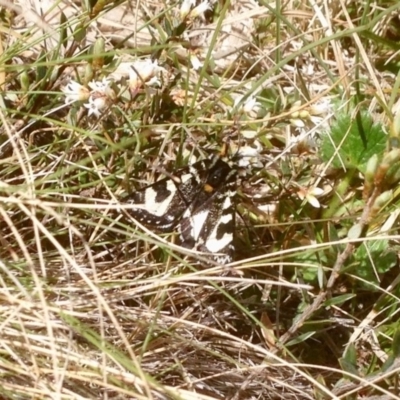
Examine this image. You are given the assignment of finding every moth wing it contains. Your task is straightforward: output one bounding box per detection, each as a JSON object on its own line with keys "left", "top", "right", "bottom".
{"left": 179, "top": 159, "right": 237, "bottom": 263}
{"left": 126, "top": 159, "right": 210, "bottom": 231}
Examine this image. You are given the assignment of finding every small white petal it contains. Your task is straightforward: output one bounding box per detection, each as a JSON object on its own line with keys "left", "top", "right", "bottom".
{"left": 88, "top": 78, "right": 111, "bottom": 92}
{"left": 298, "top": 186, "right": 324, "bottom": 208}
{"left": 83, "top": 96, "right": 107, "bottom": 117}
{"left": 190, "top": 54, "right": 203, "bottom": 70}
{"left": 306, "top": 195, "right": 321, "bottom": 208}
{"left": 62, "top": 80, "right": 89, "bottom": 103}
{"left": 180, "top": 0, "right": 195, "bottom": 18}
{"left": 310, "top": 187, "right": 324, "bottom": 196}
{"left": 243, "top": 96, "right": 260, "bottom": 114}
{"left": 310, "top": 99, "right": 332, "bottom": 115}
{"left": 310, "top": 115, "right": 323, "bottom": 125}
{"left": 233, "top": 95, "right": 244, "bottom": 109}
{"left": 232, "top": 94, "right": 260, "bottom": 116}
{"left": 190, "top": 1, "right": 211, "bottom": 18}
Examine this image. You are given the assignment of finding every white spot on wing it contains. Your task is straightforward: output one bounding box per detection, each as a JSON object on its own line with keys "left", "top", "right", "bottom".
{"left": 131, "top": 179, "right": 176, "bottom": 217}
{"left": 190, "top": 210, "right": 210, "bottom": 240}
{"left": 180, "top": 173, "right": 193, "bottom": 183}
{"left": 189, "top": 166, "right": 199, "bottom": 176}
{"left": 205, "top": 232, "right": 233, "bottom": 253}
{"left": 219, "top": 213, "right": 233, "bottom": 224}
{"left": 205, "top": 213, "right": 233, "bottom": 253}
{"left": 222, "top": 196, "right": 232, "bottom": 210}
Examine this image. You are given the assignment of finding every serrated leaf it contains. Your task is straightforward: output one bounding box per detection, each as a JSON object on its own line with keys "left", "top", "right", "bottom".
{"left": 355, "top": 240, "right": 397, "bottom": 274}
{"left": 321, "top": 110, "right": 386, "bottom": 173}
{"left": 351, "top": 239, "right": 397, "bottom": 289}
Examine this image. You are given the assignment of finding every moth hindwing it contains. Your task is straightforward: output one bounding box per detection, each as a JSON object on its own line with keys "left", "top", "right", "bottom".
{"left": 127, "top": 155, "right": 237, "bottom": 264}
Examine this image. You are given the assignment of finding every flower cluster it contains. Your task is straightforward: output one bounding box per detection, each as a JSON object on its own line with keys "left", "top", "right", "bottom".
{"left": 62, "top": 77, "right": 115, "bottom": 118}
{"left": 62, "top": 58, "right": 166, "bottom": 118}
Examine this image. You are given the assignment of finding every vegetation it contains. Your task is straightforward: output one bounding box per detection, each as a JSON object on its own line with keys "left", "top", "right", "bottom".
{"left": 1, "top": 0, "right": 400, "bottom": 398}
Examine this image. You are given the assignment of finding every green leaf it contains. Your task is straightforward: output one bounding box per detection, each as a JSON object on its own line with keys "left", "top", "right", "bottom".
{"left": 73, "top": 22, "right": 87, "bottom": 42}
{"left": 382, "top": 354, "right": 395, "bottom": 372}
{"left": 343, "top": 343, "right": 358, "bottom": 369}
{"left": 321, "top": 109, "right": 387, "bottom": 173}
{"left": 60, "top": 11, "right": 68, "bottom": 48}
{"left": 36, "top": 50, "right": 47, "bottom": 82}
{"left": 350, "top": 239, "right": 397, "bottom": 289}
{"left": 339, "top": 357, "right": 359, "bottom": 377}
{"left": 286, "top": 331, "right": 316, "bottom": 347}
{"left": 324, "top": 294, "right": 356, "bottom": 307}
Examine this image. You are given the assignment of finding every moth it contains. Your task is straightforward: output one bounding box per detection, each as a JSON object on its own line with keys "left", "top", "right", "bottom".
{"left": 126, "top": 155, "right": 237, "bottom": 264}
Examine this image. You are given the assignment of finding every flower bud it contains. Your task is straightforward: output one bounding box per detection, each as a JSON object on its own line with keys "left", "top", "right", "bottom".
{"left": 391, "top": 110, "right": 400, "bottom": 140}
{"left": 19, "top": 70, "right": 30, "bottom": 92}
{"left": 372, "top": 190, "right": 393, "bottom": 212}
{"left": 381, "top": 149, "right": 400, "bottom": 168}
{"left": 299, "top": 110, "right": 310, "bottom": 119}
{"left": 365, "top": 154, "right": 379, "bottom": 184}
{"left": 375, "top": 149, "right": 400, "bottom": 186}
{"left": 385, "top": 163, "right": 400, "bottom": 186}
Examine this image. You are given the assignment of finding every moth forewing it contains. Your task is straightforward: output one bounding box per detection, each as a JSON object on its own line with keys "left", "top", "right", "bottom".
{"left": 126, "top": 178, "right": 186, "bottom": 231}
{"left": 204, "top": 203, "right": 235, "bottom": 253}
{"left": 126, "top": 159, "right": 211, "bottom": 231}
{"left": 203, "top": 186, "right": 236, "bottom": 262}
{"left": 179, "top": 163, "right": 237, "bottom": 264}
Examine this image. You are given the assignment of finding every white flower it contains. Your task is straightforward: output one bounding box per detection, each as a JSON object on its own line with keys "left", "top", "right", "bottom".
{"left": 88, "top": 78, "right": 116, "bottom": 102}
{"left": 233, "top": 94, "right": 261, "bottom": 117}
{"left": 190, "top": 1, "right": 212, "bottom": 19}
{"left": 88, "top": 77, "right": 111, "bottom": 92}
{"left": 190, "top": 53, "right": 203, "bottom": 70}
{"left": 83, "top": 95, "right": 107, "bottom": 118}
{"left": 297, "top": 186, "right": 325, "bottom": 208}
{"left": 128, "top": 59, "right": 164, "bottom": 92}
{"left": 180, "top": 0, "right": 196, "bottom": 19}
{"left": 62, "top": 80, "right": 89, "bottom": 104}
{"left": 243, "top": 96, "right": 260, "bottom": 114}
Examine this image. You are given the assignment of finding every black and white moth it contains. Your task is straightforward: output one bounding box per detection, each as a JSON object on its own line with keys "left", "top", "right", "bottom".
{"left": 126, "top": 155, "right": 237, "bottom": 264}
